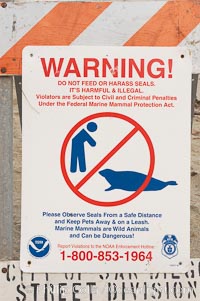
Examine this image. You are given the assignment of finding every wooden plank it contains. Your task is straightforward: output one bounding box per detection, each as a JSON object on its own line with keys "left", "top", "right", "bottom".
{"left": 0, "top": 2, "right": 111, "bottom": 75}
{"left": 0, "top": 77, "right": 13, "bottom": 260}
{"left": 0, "top": 1, "right": 199, "bottom": 75}
{"left": 125, "top": 0, "right": 200, "bottom": 47}
{"left": 0, "top": 259, "right": 200, "bottom": 300}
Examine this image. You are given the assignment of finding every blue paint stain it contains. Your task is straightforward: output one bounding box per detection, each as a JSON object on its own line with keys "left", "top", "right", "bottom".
{"left": 99, "top": 169, "right": 177, "bottom": 192}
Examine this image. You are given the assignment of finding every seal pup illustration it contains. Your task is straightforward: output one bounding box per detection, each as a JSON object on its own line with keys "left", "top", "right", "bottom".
{"left": 99, "top": 169, "right": 177, "bottom": 192}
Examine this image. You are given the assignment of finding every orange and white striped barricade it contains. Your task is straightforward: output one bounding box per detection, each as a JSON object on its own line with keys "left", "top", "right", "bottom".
{"left": 0, "top": 1, "right": 199, "bottom": 75}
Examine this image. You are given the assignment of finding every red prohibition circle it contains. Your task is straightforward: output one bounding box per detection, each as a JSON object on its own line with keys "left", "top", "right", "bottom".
{"left": 60, "top": 112, "right": 155, "bottom": 207}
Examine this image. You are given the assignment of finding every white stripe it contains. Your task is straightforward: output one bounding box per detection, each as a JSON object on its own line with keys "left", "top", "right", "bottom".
{"left": 71, "top": 1, "right": 167, "bottom": 46}
{"left": 0, "top": 2, "right": 56, "bottom": 57}
{"left": 179, "top": 24, "right": 200, "bottom": 74}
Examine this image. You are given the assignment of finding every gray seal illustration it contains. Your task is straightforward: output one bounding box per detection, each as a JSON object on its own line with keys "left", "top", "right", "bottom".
{"left": 99, "top": 169, "right": 177, "bottom": 192}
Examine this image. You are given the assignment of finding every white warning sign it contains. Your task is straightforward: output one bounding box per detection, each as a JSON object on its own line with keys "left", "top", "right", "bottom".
{"left": 21, "top": 46, "right": 191, "bottom": 273}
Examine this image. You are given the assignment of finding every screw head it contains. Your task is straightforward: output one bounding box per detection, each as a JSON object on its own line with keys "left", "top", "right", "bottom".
{"left": 1, "top": 67, "right": 7, "bottom": 73}
{"left": 1, "top": 3, "right": 7, "bottom": 8}
{"left": 2, "top": 267, "right": 7, "bottom": 273}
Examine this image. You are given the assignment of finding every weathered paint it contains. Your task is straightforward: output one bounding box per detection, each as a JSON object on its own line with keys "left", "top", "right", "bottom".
{"left": 0, "top": 1, "right": 199, "bottom": 75}
{"left": 0, "top": 259, "right": 199, "bottom": 300}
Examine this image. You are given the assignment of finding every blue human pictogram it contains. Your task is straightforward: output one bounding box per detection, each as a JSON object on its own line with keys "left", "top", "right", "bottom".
{"left": 70, "top": 122, "right": 97, "bottom": 173}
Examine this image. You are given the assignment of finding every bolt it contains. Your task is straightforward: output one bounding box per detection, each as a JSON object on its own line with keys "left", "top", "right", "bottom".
{"left": 1, "top": 67, "right": 7, "bottom": 73}
{"left": 1, "top": 2, "right": 7, "bottom": 8}
{"left": 2, "top": 267, "right": 7, "bottom": 273}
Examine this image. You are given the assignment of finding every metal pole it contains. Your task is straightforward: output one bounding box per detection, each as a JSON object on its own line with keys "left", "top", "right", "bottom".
{"left": 191, "top": 74, "right": 199, "bottom": 124}
{"left": 14, "top": 76, "right": 22, "bottom": 128}
{"left": 0, "top": 76, "right": 13, "bottom": 260}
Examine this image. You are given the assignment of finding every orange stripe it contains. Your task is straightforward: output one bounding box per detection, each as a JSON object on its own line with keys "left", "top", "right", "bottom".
{"left": 0, "top": 2, "right": 111, "bottom": 75}
{"left": 125, "top": 0, "right": 200, "bottom": 46}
